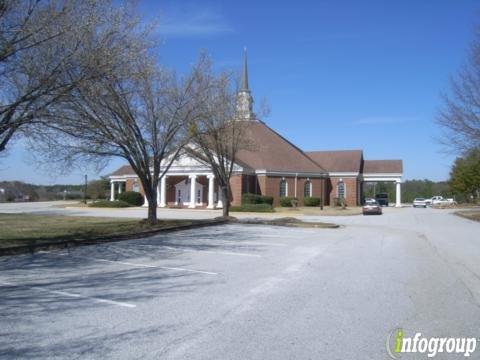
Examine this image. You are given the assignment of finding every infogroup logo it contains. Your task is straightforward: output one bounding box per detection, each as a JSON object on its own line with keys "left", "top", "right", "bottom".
{"left": 386, "top": 328, "right": 477, "bottom": 358}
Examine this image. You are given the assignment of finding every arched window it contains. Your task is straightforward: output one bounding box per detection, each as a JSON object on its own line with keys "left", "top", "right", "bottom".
{"left": 279, "top": 179, "right": 288, "bottom": 197}
{"left": 337, "top": 181, "right": 346, "bottom": 199}
{"left": 304, "top": 180, "right": 312, "bottom": 197}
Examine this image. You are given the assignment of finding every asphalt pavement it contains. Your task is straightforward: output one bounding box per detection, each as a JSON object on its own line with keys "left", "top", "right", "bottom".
{"left": 1, "top": 206, "right": 480, "bottom": 359}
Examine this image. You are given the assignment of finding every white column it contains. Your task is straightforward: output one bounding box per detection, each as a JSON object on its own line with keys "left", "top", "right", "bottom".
{"left": 159, "top": 176, "right": 167, "bottom": 208}
{"left": 207, "top": 175, "right": 215, "bottom": 209}
{"left": 395, "top": 181, "right": 402, "bottom": 207}
{"left": 188, "top": 175, "right": 197, "bottom": 208}
{"left": 118, "top": 183, "right": 122, "bottom": 194}
{"left": 143, "top": 194, "right": 149, "bottom": 207}
{"left": 110, "top": 182, "right": 115, "bottom": 201}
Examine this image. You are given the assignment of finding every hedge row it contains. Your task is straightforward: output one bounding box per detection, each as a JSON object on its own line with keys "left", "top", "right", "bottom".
{"left": 89, "top": 200, "right": 132, "bottom": 208}
{"left": 304, "top": 197, "right": 321, "bottom": 206}
{"left": 230, "top": 204, "right": 274, "bottom": 212}
{"left": 242, "top": 193, "right": 274, "bottom": 205}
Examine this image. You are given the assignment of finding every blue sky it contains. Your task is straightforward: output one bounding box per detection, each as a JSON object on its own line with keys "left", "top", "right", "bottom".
{"left": 1, "top": 0, "right": 478, "bottom": 184}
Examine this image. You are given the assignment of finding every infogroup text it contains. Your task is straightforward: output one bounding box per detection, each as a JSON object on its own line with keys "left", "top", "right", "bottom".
{"left": 387, "top": 329, "right": 477, "bottom": 358}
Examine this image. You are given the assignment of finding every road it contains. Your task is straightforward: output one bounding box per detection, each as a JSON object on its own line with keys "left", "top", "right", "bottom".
{"left": 1, "top": 206, "right": 480, "bottom": 359}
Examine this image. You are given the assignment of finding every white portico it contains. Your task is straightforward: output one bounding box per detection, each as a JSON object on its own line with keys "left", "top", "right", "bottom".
{"left": 362, "top": 174, "right": 403, "bottom": 207}
{"left": 109, "top": 178, "right": 126, "bottom": 201}
{"left": 108, "top": 152, "right": 238, "bottom": 209}
{"left": 119, "top": 152, "right": 237, "bottom": 209}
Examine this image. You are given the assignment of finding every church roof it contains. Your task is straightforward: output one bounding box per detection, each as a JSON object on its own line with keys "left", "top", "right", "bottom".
{"left": 110, "top": 164, "right": 134, "bottom": 176}
{"left": 306, "top": 150, "right": 363, "bottom": 173}
{"left": 235, "top": 121, "right": 327, "bottom": 174}
{"left": 363, "top": 160, "right": 403, "bottom": 174}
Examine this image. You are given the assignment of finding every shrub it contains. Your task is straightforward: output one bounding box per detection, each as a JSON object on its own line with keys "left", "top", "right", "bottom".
{"left": 260, "top": 195, "right": 274, "bottom": 205}
{"left": 118, "top": 191, "right": 144, "bottom": 206}
{"left": 230, "top": 204, "right": 274, "bottom": 212}
{"left": 242, "top": 193, "right": 274, "bottom": 205}
{"left": 89, "top": 200, "right": 131, "bottom": 208}
{"left": 304, "top": 197, "right": 321, "bottom": 206}
{"left": 333, "top": 197, "right": 346, "bottom": 208}
{"left": 280, "top": 196, "right": 297, "bottom": 207}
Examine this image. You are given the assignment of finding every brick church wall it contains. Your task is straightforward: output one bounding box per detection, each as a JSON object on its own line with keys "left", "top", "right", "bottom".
{"left": 229, "top": 174, "right": 243, "bottom": 206}
{"left": 328, "top": 176, "right": 358, "bottom": 206}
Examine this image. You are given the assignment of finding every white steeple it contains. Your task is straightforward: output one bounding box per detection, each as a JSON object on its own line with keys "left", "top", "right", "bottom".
{"left": 236, "top": 48, "right": 255, "bottom": 120}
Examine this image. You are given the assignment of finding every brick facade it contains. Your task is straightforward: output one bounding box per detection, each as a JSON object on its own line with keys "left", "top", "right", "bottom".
{"left": 229, "top": 174, "right": 243, "bottom": 206}
{"left": 124, "top": 173, "right": 360, "bottom": 207}
{"left": 328, "top": 176, "right": 359, "bottom": 206}
{"left": 242, "top": 175, "right": 328, "bottom": 207}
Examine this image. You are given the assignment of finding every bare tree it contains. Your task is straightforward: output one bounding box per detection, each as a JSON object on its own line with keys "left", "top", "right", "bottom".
{"left": 188, "top": 60, "right": 253, "bottom": 217}
{"left": 437, "top": 27, "right": 480, "bottom": 154}
{"left": 34, "top": 54, "right": 209, "bottom": 223}
{"left": 0, "top": 0, "right": 146, "bottom": 153}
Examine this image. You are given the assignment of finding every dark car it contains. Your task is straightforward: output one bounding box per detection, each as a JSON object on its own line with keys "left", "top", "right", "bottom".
{"left": 363, "top": 200, "right": 383, "bottom": 215}
{"left": 375, "top": 193, "right": 389, "bottom": 206}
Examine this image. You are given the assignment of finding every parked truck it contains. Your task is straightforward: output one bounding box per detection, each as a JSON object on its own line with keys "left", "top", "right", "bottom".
{"left": 425, "top": 196, "right": 456, "bottom": 207}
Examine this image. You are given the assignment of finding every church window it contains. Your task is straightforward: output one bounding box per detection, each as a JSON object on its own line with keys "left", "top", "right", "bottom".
{"left": 279, "top": 179, "right": 288, "bottom": 197}
{"left": 304, "top": 181, "right": 312, "bottom": 197}
{"left": 337, "top": 181, "right": 346, "bottom": 199}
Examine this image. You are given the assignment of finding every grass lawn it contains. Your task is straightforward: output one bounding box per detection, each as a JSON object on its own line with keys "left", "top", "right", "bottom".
{"left": 238, "top": 217, "right": 339, "bottom": 228}
{"left": 274, "top": 206, "right": 362, "bottom": 216}
{"left": 0, "top": 213, "right": 199, "bottom": 249}
{"left": 455, "top": 210, "right": 480, "bottom": 222}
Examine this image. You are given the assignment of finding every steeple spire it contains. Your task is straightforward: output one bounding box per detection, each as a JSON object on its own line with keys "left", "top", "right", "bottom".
{"left": 241, "top": 47, "right": 249, "bottom": 90}
{"left": 236, "top": 47, "right": 255, "bottom": 120}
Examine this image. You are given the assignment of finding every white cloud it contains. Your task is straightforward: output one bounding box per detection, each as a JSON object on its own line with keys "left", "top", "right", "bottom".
{"left": 157, "top": 8, "right": 233, "bottom": 37}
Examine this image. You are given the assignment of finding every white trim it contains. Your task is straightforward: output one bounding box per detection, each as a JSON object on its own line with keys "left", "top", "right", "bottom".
{"left": 363, "top": 173, "right": 403, "bottom": 177}
{"left": 363, "top": 177, "right": 402, "bottom": 182}
{"left": 329, "top": 172, "right": 359, "bottom": 177}
{"left": 255, "top": 169, "right": 327, "bottom": 177}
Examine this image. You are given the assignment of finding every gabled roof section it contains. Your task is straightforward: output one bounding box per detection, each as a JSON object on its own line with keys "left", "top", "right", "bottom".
{"left": 110, "top": 164, "right": 134, "bottom": 176}
{"left": 306, "top": 150, "right": 363, "bottom": 173}
{"left": 363, "top": 160, "right": 403, "bottom": 174}
{"left": 236, "top": 121, "right": 327, "bottom": 174}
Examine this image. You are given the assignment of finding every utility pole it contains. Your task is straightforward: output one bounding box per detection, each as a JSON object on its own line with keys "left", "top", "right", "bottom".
{"left": 84, "top": 174, "right": 88, "bottom": 204}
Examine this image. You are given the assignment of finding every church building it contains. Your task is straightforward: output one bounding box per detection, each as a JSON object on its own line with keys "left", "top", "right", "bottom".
{"left": 109, "top": 52, "right": 403, "bottom": 208}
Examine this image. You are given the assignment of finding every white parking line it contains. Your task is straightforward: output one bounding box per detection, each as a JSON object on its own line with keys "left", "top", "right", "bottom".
{"left": 242, "top": 241, "right": 287, "bottom": 247}
{"left": 131, "top": 244, "right": 262, "bottom": 257}
{"left": 155, "top": 245, "right": 262, "bottom": 258}
{"left": 0, "top": 281, "right": 136, "bottom": 308}
{"left": 38, "top": 251, "right": 218, "bottom": 275}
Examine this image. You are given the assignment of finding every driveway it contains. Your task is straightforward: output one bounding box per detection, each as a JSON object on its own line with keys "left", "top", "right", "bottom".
{"left": 1, "top": 207, "right": 480, "bottom": 359}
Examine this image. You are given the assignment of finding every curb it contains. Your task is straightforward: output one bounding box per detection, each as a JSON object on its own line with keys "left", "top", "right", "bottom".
{"left": 0, "top": 218, "right": 229, "bottom": 257}
{"left": 235, "top": 219, "right": 339, "bottom": 229}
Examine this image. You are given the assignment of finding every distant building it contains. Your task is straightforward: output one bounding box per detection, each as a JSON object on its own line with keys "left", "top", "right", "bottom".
{"left": 110, "top": 51, "right": 403, "bottom": 208}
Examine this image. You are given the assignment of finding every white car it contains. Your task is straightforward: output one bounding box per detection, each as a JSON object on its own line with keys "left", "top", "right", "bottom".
{"left": 413, "top": 198, "right": 427, "bottom": 208}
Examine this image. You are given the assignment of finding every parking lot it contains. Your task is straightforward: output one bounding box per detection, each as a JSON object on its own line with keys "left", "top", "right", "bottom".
{"left": 1, "top": 207, "right": 480, "bottom": 359}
